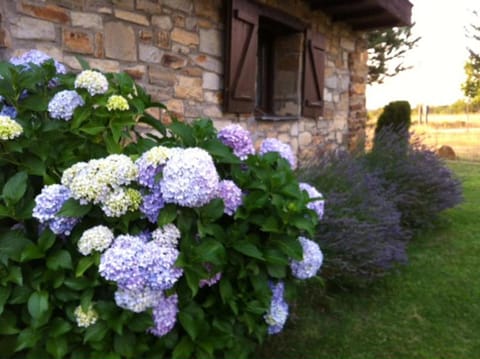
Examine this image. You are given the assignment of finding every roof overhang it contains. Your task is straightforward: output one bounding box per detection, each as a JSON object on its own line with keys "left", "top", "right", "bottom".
{"left": 308, "top": 0, "right": 413, "bottom": 30}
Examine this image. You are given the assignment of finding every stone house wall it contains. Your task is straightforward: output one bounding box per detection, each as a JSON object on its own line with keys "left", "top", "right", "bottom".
{"left": 0, "top": 0, "right": 368, "bottom": 163}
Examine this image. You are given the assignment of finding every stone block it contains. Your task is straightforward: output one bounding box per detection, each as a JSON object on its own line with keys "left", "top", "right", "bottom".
{"left": 161, "top": 53, "right": 187, "bottom": 69}
{"left": 71, "top": 12, "right": 103, "bottom": 30}
{"left": 194, "top": 0, "right": 222, "bottom": 21}
{"left": 139, "top": 30, "right": 153, "bottom": 43}
{"left": 124, "top": 64, "right": 146, "bottom": 79}
{"left": 152, "top": 15, "right": 172, "bottom": 30}
{"left": 136, "top": 0, "right": 162, "bottom": 14}
{"left": 104, "top": 22, "right": 137, "bottom": 61}
{"left": 10, "top": 16, "right": 56, "bottom": 41}
{"left": 64, "top": 55, "right": 120, "bottom": 72}
{"left": 172, "top": 44, "right": 190, "bottom": 55}
{"left": 171, "top": 28, "right": 199, "bottom": 46}
{"left": 202, "top": 105, "right": 222, "bottom": 118}
{"left": 166, "top": 99, "right": 185, "bottom": 115}
{"left": 202, "top": 72, "right": 221, "bottom": 90}
{"left": 173, "top": 14, "right": 186, "bottom": 28}
{"left": 148, "top": 66, "right": 176, "bottom": 86}
{"left": 192, "top": 54, "right": 222, "bottom": 73}
{"left": 157, "top": 31, "right": 170, "bottom": 49}
{"left": 18, "top": 3, "right": 70, "bottom": 23}
{"left": 340, "top": 37, "right": 355, "bottom": 52}
{"left": 114, "top": 9, "right": 149, "bottom": 26}
{"left": 0, "top": 29, "right": 10, "bottom": 48}
{"left": 63, "top": 29, "right": 94, "bottom": 54}
{"left": 199, "top": 28, "right": 221, "bottom": 56}
{"left": 139, "top": 44, "right": 163, "bottom": 63}
{"left": 180, "top": 67, "right": 203, "bottom": 77}
{"left": 162, "top": 0, "right": 193, "bottom": 13}
{"left": 175, "top": 75, "right": 203, "bottom": 101}
{"left": 204, "top": 91, "right": 222, "bottom": 104}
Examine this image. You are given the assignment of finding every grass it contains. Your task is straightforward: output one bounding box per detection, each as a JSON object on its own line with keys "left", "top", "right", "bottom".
{"left": 257, "top": 161, "right": 480, "bottom": 359}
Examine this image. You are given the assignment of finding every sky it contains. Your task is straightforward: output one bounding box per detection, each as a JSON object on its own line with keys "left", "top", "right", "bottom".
{"left": 366, "top": 0, "right": 479, "bottom": 109}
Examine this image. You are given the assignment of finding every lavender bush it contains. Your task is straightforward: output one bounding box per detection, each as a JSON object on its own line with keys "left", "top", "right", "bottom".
{"left": 301, "top": 151, "right": 409, "bottom": 283}
{"left": 366, "top": 127, "right": 463, "bottom": 229}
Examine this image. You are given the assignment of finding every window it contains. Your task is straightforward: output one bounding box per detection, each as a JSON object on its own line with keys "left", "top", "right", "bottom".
{"left": 224, "top": 0, "right": 325, "bottom": 119}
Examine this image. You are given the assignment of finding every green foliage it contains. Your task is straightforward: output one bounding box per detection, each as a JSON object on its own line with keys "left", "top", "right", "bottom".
{"left": 462, "top": 10, "right": 480, "bottom": 106}
{"left": 0, "top": 55, "right": 319, "bottom": 359}
{"left": 367, "top": 25, "right": 420, "bottom": 85}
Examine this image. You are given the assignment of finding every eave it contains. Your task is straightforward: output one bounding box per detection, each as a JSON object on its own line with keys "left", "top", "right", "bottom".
{"left": 308, "top": 0, "right": 413, "bottom": 30}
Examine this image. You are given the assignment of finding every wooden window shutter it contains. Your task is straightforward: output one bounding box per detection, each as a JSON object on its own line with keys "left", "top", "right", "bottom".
{"left": 224, "top": 0, "right": 258, "bottom": 113}
{"left": 303, "top": 29, "right": 326, "bottom": 118}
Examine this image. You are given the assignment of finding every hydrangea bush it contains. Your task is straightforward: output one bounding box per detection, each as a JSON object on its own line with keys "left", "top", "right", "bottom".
{"left": 0, "top": 51, "right": 324, "bottom": 359}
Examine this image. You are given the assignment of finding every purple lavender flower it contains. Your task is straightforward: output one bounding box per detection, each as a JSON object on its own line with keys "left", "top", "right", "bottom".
{"left": 299, "top": 182, "right": 325, "bottom": 220}
{"left": 48, "top": 90, "right": 85, "bottom": 121}
{"left": 259, "top": 138, "right": 297, "bottom": 169}
{"left": 217, "top": 180, "right": 243, "bottom": 216}
{"left": 264, "top": 281, "right": 289, "bottom": 335}
{"left": 160, "top": 148, "right": 219, "bottom": 208}
{"left": 32, "top": 184, "right": 79, "bottom": 235}
{"left": 290, "top": 237, "right": 323, "bottom": 279}
{"left": 10, "top": 49, "right": 67, "bottom": 74}
{"left": 140, "top": 187, "right": 165, "bottom": 223}
{"left": 149, "top": 293, "right": 179, "bottom": 337}
{"left": 218, "top": 124, "right": 255, "bottom": 160}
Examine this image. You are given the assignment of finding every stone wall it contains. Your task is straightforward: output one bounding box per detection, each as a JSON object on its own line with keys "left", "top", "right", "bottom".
{"left": 0, "top": 0, "right": 368, "bottom": 164}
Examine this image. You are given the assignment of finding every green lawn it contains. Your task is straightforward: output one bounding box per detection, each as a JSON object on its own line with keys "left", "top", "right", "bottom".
{"left": 258, "top": 161, "right": 480, "bottom": 359}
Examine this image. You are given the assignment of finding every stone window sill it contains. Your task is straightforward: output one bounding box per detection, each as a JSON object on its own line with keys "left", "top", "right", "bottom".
{"left": 255, "top": 115, "right": 299, "bottom": 121}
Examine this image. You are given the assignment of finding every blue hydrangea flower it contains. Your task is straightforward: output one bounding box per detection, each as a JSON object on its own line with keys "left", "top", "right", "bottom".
{"left": 48, "top": 90, "right": 85, "bottom": 121}
{"left": 218, "top": 124, "right": 255, "bottom": 160}
{"left": 151, "top": 224, "right": 181, "bottom": 248}
{"left": 149, "top": 293, "right": 179, "bottom": 337}
{"left": 32, "top": 184, "right": 79, "bottom": 235}
{"left": 259, "top": 138, "right": 297, "bottom": 169}
{"left": 264, "top": 281, "right": 289, "bottom": 335}
{"left": 10, "top": 49, "right": 67, "bottom": 74}
{"left": 199, "top": 263, "right": 222, "bottom": 288}
{"left": 290, "top": 237, "right": 323, "bottom": 279}
{"left": 299, "top": 182, "right": 325, "bottom": 220}
{"left": 160, "top": 147, "right": 219, "bottom": 208}
{"left": 0, "top": 105, "right": 17, "bottom": 118}
{"left": 217, "top": 180, "right": 243, "bottom": 216}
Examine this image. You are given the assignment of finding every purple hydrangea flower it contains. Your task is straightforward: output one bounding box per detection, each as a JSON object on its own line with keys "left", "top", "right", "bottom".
{"left": 149, "top": 294, "right": 179, "bottom": 337}
{"left": 48, "top": 90, "right": 85, "bottom": 121}
{"left": 218, "top": 124, "right": 255, "bottom": 160}
{"left": 32, "top": 184, "right": 79, "bottom": 235}
{"left": 299, "top": 182, "right": 325, "bottom": 220}
{"left": 135, "top": 146, "right": 171, "bottom": 189}
{"left": 99, "top": 235, "right": 145, "bottom": 290}
{"left": 217, "top": 180, "right": 243, "bottom": 216}
{"left": 160, "top": 148, "right": 220, "bottom": 208}
{"left": 10, "top": 49, "right": 67, "bottom": 74}
{"left": 290, "top": 237, "right": 323, "bottom": 279}
{"left": 99, "top": 234, "right": 183, "bottom": 292}
{"left": 259, "top": 138, "right": 297, "bottom": 169}
{"left": 264, "top": 281, "right": 289, "bottom": 335}
{"left": 140, "top": 187, "right": 165, "bottom": 223}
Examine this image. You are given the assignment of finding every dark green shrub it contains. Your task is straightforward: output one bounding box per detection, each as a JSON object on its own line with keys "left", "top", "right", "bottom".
{"left": 374, "top": 100, "right": 412, "bottom": 136}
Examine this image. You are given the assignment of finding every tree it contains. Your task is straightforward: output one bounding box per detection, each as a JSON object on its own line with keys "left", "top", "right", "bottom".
{"left": 461, "top": 11, "right": 480, "bottom": 107}
{"left": 367, "top": 25, "right": 420, "bottom": 85}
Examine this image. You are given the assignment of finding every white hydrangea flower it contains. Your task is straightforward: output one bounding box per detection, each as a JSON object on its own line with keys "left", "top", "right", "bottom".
{"left": 0, "top": 115, "right": 23, "bottom": 140}
{"left": 74, "top": 304, "right": 98, "bottom": 328}
{"left": 74, "top": 70, "right": 108, "bottom": 96}
{"left": 78, "top": 225, "right": 114, "bottom": 255}
{"left": 101, "top": 188, "right": 141, "bottom": 217}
